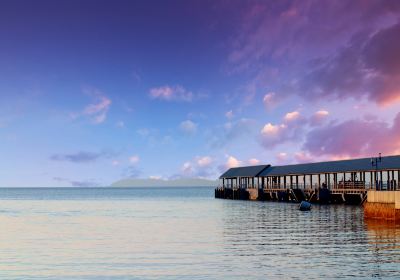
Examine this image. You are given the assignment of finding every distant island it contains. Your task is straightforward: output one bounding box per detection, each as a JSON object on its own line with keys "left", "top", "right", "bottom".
{"left": 111, "top": 178, "right": 218, "bottom": 187}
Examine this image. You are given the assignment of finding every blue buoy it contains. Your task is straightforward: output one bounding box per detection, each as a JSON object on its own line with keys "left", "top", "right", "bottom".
{"left": 299, "top": 201, "right": 312, "bottom": 211}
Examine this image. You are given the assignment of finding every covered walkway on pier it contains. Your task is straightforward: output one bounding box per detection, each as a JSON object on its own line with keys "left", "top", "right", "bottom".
{"left": 220, "top": 155, "right": 400, "bottom": 192}
{"left": 219, "top": 165, "right": 270, "bottom": 189}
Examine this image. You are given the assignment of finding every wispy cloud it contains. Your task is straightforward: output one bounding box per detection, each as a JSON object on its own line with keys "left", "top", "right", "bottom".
{"left": 149, "top": 175, "right": 163, "bottom": 180}
{"left": 180, "top": 156, "right": 215, "bottom": 178}
{"left": 50, "top": 150, "right": 113, "bottom": 163}
{"left": 111, "top": 155, "right": 141, "bottom": 178}
{"left": 297, "top": 23, "right": 400, "bottom": 106}
{"left": 71, "top": 87, "right": 111, "bottom": 124}
{"left": 136, "top": 128, "right": 174, "bottom": 147}
{"left": 122, "top": 166, "right": 142, "bottom": 178}
{"left": 149, "top": 85, "right": 193, "bottom": 102}
{"left": 131, "top": 71, "right": 141, "bottom": 83}
{"left": 53, "top": 177, "right": 99, "bottom": 187}
{"left": 226, "top": 1, "right": 400, "bottom": 108}
{"left": 179, "top": 120, "right": 197, "bottom": 135}
{"left": 209, "top": 118, "right": 257, "bottom": 148}
{"left": 263, "top": 92, "right": 279, "bottom": 110}
{"left": 116, "top": 121, "right": 125, "bottom": 128}
{"left": 225, "top": 110, "right": 234, "bottom": 119}
{"left": 129, "top": 155, "right": 140, "bottom": 164}
{"left": 83, "top": 97, "right": 111, "bottom": 123}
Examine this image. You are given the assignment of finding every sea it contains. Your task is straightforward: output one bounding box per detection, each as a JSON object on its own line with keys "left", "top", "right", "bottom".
{"left": 0, "top": 187, "right": 399, "bottom": 279}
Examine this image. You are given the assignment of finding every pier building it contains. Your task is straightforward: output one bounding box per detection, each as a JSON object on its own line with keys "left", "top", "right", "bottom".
{"left": 215, "top": 155, "right": 400, "bottom": 217}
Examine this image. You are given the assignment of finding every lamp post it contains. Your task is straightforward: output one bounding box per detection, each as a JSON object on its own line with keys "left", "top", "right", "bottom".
{"left": 371, "top": 153, "right": 382, "bottom": 190}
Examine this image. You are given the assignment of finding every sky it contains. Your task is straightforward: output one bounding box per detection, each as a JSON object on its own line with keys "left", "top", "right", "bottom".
{"left": 1, "top": 0, "right": 400, "bottom": 187}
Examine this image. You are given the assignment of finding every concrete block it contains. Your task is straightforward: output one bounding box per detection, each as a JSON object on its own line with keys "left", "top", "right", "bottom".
{"left": 367, "top": 191, "right": 396, "bottom": 204}
{"left": 396, "top": 191, "right": 400, "bottom": 209}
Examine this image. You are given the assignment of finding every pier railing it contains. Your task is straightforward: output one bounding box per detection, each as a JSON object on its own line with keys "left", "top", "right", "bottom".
{"left": 217, "top": 181, "right": 397, "bottom": 191}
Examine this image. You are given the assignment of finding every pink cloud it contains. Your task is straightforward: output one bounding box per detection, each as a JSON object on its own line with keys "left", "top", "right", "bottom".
{"left": 181, "top": 161, "right": 194, "bottom": 175}
{"left": 149, "top": 85, "right": 193, "bottom": 102}
{"left": 181, "top": 155, "right": 215, "bottom": 178}
{"left": 196, "top": 156, "right": 213, "bottom": 167}
{"left": 260, "top": 111, "right": 305, "bottom": 148}
{"left": 284, "top": 111, "right": 300, "bottom": 122}
{"left": 303, "top": 112, "right": 400, "bottom": 158}
{"left": 228, "top": 1, "right": 379, "bottom": 71}
{"left": 263, "top": 92, "right": 279, "bottom": 110}
{"left": 261, "top": 123, "right": 284, "bottom": 135}
{"left": 294, "top": 151, "right": 313, "bottom": 163}
{"left": 299, "top": 22, "right": 400, "bottom": 106}
{"left": 219, "top": 156, "right": 243, "bottom": 171}
{"left": 362, "top": 23, "right": 400, "bottom": 105}
{"left": 227, "top": 1, "right": 400, "bottom": 107}
{"left": 310, "top": 110, "right": 329, "bottom": 126}
{"left": 220, "top": 157, "right": 260, "bottom": 169}
{"left": 275, "top": 152, "right": 289, "bottom": 164}
{"left": 260, "top": 123, "right": 288, "bottom": 147}
{"left": 248, "top": 158, "right": 260, "bottom": 165}
{"left": 226, "top": 156, "right": 241, "bottom": 168}
{"left": 129, "top": 155, "right": 140, "bottom": 164}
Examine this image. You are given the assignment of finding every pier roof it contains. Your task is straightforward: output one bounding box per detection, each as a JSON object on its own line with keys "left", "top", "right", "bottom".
{"left": 220, "top": 165, "right": 270, "bottom": 179}
{"left": 259, "top": 155, "right": 400, "bottom": 176}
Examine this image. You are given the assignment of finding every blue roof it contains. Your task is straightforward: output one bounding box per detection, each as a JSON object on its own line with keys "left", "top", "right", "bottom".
{"left": 220, "top": 165, "right": 270, "bottom": 178}
{"left": 259, "top": 155, "right": 400, "bottom": 176}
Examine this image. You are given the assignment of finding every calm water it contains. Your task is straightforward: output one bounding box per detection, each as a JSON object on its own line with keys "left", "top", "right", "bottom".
{"left": 0, "top": 187, "right": 399, "bottom": 279}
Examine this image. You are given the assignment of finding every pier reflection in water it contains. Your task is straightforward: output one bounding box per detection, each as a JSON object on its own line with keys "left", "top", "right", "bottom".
{"left": 219, "top": 201, "right": 400, "bottom": 279}
{"left": 364, "top": 218, "right": 400, "bottom": 278}
{"left": 0, "top": 187, "right": 399, "bottom": 279}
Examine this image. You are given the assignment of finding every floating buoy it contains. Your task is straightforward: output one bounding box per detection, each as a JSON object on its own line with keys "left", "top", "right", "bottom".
{"left": 299, "top": 201, "right": 312, "bottom": 211}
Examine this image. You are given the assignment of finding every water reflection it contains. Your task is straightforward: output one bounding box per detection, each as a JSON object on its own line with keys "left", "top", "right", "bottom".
{"left": 0, "top": 188, "right": 399, "bottom": 279}
{"left": 219, "top": 202, "right": 380, "bottom": 279}
{"left": 364, "top": 218, "right": 400, "bottom": 278}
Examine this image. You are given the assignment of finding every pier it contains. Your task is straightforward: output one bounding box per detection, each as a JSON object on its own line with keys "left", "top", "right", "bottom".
{"left": 215, "top": 155, "right": 400, "bottom": 219}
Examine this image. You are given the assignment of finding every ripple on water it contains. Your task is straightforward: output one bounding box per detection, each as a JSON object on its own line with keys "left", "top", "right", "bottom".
{"left": 0, "top": 187, "right": 399, "bottom": 279}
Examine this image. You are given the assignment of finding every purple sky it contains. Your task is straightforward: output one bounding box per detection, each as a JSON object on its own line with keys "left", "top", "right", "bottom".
{"left": 1, "top": 0, "right": 400, "bottom": 187}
